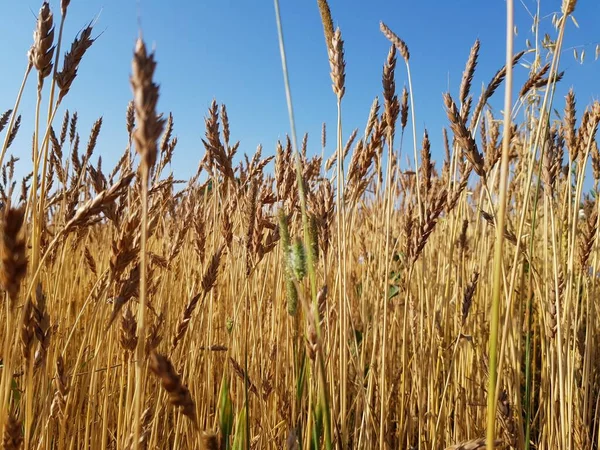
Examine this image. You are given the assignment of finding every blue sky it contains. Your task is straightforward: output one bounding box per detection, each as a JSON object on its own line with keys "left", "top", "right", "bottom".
{"left": 0, "top": 1, "right": 598, "bottom": 183}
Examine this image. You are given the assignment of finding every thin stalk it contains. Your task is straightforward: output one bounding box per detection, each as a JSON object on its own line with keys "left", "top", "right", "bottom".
{"left": 379, "top": 125, "right": 395, "bottom": 449}
{"left": 524, "top": 152, "right": 543, "bottom": 450}
{"left": 336, "top": 99, "right": 348, "bottom": 448}
{"left": 486, "top": 0, "right": 514, "bottom": 448}
{"left": 133, "top": 165, "right": 149, "bottom": 450}
{"left": 405, "top": 64, "right": 422, "bottom": 224}
{"left": 0, "top": 63, "right": 32, "bottom": 170}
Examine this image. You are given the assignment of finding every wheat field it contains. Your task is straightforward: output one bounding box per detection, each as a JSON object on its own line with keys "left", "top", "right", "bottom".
{"left": 0, "top": 0, "right": 599, "bottom": 449}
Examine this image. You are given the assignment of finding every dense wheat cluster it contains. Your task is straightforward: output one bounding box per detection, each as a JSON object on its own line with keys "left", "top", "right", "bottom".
{"left": 0, "top": 0, "right": 599, "bottom": 449}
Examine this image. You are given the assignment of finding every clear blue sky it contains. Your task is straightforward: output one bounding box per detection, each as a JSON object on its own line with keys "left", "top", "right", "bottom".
{"left": 0, "top": 1, "right": 598, "bottom": 182}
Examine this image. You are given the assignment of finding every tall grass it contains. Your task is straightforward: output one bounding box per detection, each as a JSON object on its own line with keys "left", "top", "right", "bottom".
{"left": 0, "top": 1, "right": 599, "bottom": 449}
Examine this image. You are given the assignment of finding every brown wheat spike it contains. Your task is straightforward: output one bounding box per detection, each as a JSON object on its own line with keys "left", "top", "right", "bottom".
{"left": 364, "top": 97, "right": 380, "bottom": 140}
{"left": 193, "top": 205, "right": 206, "bottom": 263}
{"left": 199, "top": 431, "right": 220, "bottom": 450}
{"left": 444, "top": 92, "right": 486, "bottom": 178}
{"left": 398, "top": 89, "right": 409, "bottom": 137}
{"left": 221, "top": 201, "right": 234, "bottom": 250}
{"left": 50, "top": 356, "right": 70, "bottom": 419}
{"left": 382, "top": 44, "right": 398, "bottom": 126}
{"left": 59, "top": 109, "right": 69, "bottom": 145}
{"left": 229, "top": 357, "right": 259, "bottom": 397}
{"left": 64, "top": 171, "right": 134, "bottom": 233}
{"left": 202, "top": 245, "right": 224, "bottom": 293}
{"left": 306, "top": 314, "right": 318, "bottom": 360}
{"left": 341, "top": 129, "right": 358, "bottom": 163}
{"left": 578, "top": 102, "right": 600, "bottom": 159}
{"left": 32, "top": 283, "right": 51, "bottom": 370}
{"left": 379, "top": 21, "right": 410, "bottom": 63}
{"left": 159, "top": 112, "right": 173, "bottom": 153}
{"left": 69, "top": 111, "right": 78, "bottom": 144}
{"left": 579, "top": 207, "right": 598, "bottom": 270}
{"left": 202, "top": 100, "right": 235, "bottom": 182}
{"left": 519, "top": 63, "right": 550, "bottom": 98}
{"left": 125, "top": 100, "right": 135, "bottom": 138}
{"left": 591, "top": 140, "right": 600, "bottom": 181}
{"left": 484, "top": 110, "right": 501, "bottom": 171}
{"left": 0, "top": 205, "right": 27, "bottom": 308}
{"left": 564, "top": 88, "right": 577, "bottom": 162}
{"left": 457, "top": 218, "right": 469, "bottom": 253}
{"left": 172, "top": 292, "right": 203, "bottom": 350}
{"left": 220, "top": 104, "right": 231, "bottom": 149}
{"left": 562, "top": 0, "right": 577, "bottom": 15}
{"left": 316, "top": 0, "right": 334, "bottom": 52}
{"left": 245, "top": 179, "right": 258, "bottom": 275}
{"left": 60, "top": 0, "right": 70, "bottom": 15}
{"left": 6, "top": 115, "right": 21, "bottom": 150}
{"left": 543, "top": 129, "right": 558, "bottom": 197}
{"left": 412, "top": 189, "right": 447, "bottom": 262}
{"left": 149, "top": 352, "right": 197, "bottom": 426}
{"left": 20, "top": 300, "right": 35, "bottom": 362}
{"left": 328, "top": 28, "right": 346, "bottom": 100}
{"left": 382, "top": 44, "right": 396, "bottom": 112}
{"left": 55, "top": 24, "right": 94, "bottom": 102}
{"left": 145, "top": 312, "right": 164, "bottom": 356}
{"left": 126, "top": 404, "right": 153, "bottom": 450}
{"left": 460, "top": 39, "right": 480, "bottom": 106}
{"left": 461, "top": 271, "right": 479, "bottom": 325}
{"left": 1, "top": 412, "right": 23, "bottom": 450}
{"left": 84, "top": 117, "right": 102, "bottom": 164}
{"left": 131, "top": 37, "right": 166, "bottom": 172}
{"left": 535, "top": 71, "right": 566, "bottom": 94}
{"left": 547, "top": 271, "right": 564, "bottom": 339}
{"left": 31, "top": 2, "right": 55, "bottom": 81}
{"left": 0, "top": 110, "right": 11, "bottom": 134}
{"left": 420, "top": 130, "right": 432, "bottom": 197}
{"left": 472, "top": 50, "right": 525, "bottom": 127}
{"left": 120, "top": 306, "right": 138, "bottom": 353}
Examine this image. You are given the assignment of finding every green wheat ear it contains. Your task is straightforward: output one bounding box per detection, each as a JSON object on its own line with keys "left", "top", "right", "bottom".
{"left": 285, "top": 277, "right": 298, "bottom": 316}
{"left": 291, "top": 237, "right": 307, "bottom": 281}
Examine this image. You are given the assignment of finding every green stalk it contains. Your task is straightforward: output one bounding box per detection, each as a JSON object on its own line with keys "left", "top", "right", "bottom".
{"left": 272, "top": 2, "right": 332, "bottom": 449}
{"left": 486, "top": 0, "right": 514, "bottom": 447}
